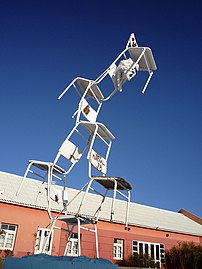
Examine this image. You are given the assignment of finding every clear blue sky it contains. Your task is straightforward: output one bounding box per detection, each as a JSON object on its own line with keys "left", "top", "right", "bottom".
{"left": 0, "top": 0, "right": 201, "bottom": 217}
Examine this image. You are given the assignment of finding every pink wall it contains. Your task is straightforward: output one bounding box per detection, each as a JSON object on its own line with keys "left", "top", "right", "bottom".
{"left": 96, "top": 221, "right": 202, "bottom": 262}
{"left": 0, "top": 203, "right": 62, "bottom": 257}
{"left": 58, "top": 219, "right": 202, "bottom": 263}
{"left": 1, "top": 202, "right": 201, "bottom": 263}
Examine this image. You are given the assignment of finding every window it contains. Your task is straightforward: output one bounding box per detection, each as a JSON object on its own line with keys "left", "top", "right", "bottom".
{"left": 34, "top": 228, "right": 53, "bottom": 255}
{"left": 113, "top": 239, "right": 124, "bottom": 260}
{"left": 65, "top": 233, "right": 78, "bottom": 256}
{"left": 0, "top": 223, "right": 17, "bottom": 250}
{"left": 132, "top": 240, "right": 165, "bottom": 266}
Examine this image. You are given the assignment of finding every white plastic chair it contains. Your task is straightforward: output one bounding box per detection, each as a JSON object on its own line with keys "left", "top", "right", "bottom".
{"left": 58, "top": 77, "right": 104, "bottom": 124}
{"left": 16, "top": 123, "right": 92, "bottom": 219}
{"left": 94, "top": 33, "right": 157, "bottom": 100}
{"left": 42, "top": 215, "right": 99, "bottom": 258}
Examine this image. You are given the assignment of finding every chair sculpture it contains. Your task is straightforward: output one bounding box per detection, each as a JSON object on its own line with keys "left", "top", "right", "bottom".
{"left": 53, "top": 33, "right": 155, "bottom": 230}
{"left": 19, "top": 33, "right": 156, "bottom": 257}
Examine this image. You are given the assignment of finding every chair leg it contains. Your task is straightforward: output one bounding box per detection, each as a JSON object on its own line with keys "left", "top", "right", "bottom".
{"left": 76, "top": 178, "right": 94, "bottom": 216}
{"left": 94, "top": 223, "right": 99, "bottom": 258}
{"left": 16, "top": 162, "right": 32, "bottom": 196}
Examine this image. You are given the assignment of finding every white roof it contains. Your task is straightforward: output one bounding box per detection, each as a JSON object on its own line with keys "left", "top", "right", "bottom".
{"left": 0, "top": 171, "right": 201, "bottom": 236}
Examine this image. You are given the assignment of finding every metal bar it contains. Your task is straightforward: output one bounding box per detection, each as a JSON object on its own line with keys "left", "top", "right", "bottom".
{"left": 77, "top": 218, "right": 81, "bottom": 256}
{"left": 105, "top": 140, "right": 112, "bottom": 162}
{"left": 95, "top": 130, "right": 111, "bottom": 146}
{"left": 65, "top": 181, "right": 89, "bottom": 207}
{"left": 111, "top": 180, "right": 117, "bottom": 222}
{"left": 116, "top": 189, "right": 129, "bottom": 199}
{"left": 80, "top": 226, "right": 96, "bottom": 233}
{"left": 89, "top": 83, "right": 101, "bottom": 104}
{"left": 73, "top": 83, "right": 82, "bottom": 98}
{"left": 125, "top": 190, "right": 131, "bottom": 228}
{"left": 64, "top": 224, "right": 76, "bottom": 256}
{"left": 42, "top": 220, "right": 55, "bottom": 254}
{"left": 76, "top": 178, "right": 94, "bottom": 216}
{"left": 52, "top": 173, "right": 63, "bottom": 181}
{"left": 142, "top": 71, "right": 153, "bottom": 94}
{"left": 16, "top": 162, "right": 33, "bottom": 195}
{"left": 93, "top": 189, "right": 108, "bottom": 219}
{"left": 47, "top": 165, "right": 53, "bottom": 220}
{"left": 35, "top": 181, "right": 45, "bottom": 202}
{"left": 94, "top": 223, "right": 99, "bottom": 258}
{"left": 29, "top": 170, "right": 47, "bottom": 180}
{"left": 58, "top": 77, "right": 82, "bottom": 100}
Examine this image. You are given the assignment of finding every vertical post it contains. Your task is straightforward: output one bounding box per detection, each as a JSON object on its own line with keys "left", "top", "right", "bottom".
{"left": 77, "top": 217, "right": 81, "bottom": 256}
{"left": 125, "top": 190, "right": 131, "bottom": 228}
{"left": 94, "top": 223, "right": 99, "bottom": 258}
{"left": 16, "top": 162, "right": 32, "bottom": 195}
{"left": 47, "top": 164, "right": 53, "bottom": 220}
{"left": 111, "top": 179, "right": 117, "bottom": 222}
{"left": 76, "top": 178, "right": 94, "bottom": 216}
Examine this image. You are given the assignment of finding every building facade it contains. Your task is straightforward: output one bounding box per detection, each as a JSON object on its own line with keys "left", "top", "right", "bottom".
{"left": 0, "top": 171, "right": 202, "bottom": 267}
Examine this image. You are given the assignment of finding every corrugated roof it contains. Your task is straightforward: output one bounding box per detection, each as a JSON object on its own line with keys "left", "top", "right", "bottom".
{"left": 0, "top": 171, "right": 201, "bottom": 236}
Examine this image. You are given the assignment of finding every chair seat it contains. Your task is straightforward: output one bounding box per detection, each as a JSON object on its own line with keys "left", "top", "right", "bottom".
{"left": 29, "top": 160, "right": 66, "bottom": 175}
{"left": 76, "top": 78, "right": 104, "bottom": 101}
{"left": 55, "top": 215, "right": 96, "bottom": 225}
{"left": 92, "top": 176, "right": 132, "bottom": 190}
{"left": 80, "top": 121, "right": 115, "bottom": 140}
{"left": 128, "top": 47, "right": 157, "bottom": 71}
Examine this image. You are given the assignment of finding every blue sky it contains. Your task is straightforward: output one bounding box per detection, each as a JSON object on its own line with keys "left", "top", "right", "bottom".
{"left": 0, "top": 0, "right": 201, "bottom": 217}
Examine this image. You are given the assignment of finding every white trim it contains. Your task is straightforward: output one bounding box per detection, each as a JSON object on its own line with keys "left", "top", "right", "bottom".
{"left": 113, "top": 238, "right": 124, "bottom": 260}
{"left": 34, "top": 228, "right": 54, "bottom": 255}
{"left": 0, "top": 223, "right": 17, "bottom": 251}
{"left": 66, "top": 233, "right": 79, "bottom": 257}
{"left": 132, "top": 240, "right": 165, "bottom": 265}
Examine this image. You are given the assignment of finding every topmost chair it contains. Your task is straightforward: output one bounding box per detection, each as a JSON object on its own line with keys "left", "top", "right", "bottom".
{"left": 95, "top": 33, "right": 157, "bottom": 100}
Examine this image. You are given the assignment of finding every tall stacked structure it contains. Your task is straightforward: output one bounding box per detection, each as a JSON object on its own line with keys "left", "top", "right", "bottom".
{"left": 16, "top": 33, "right": 157, "bottom": 257}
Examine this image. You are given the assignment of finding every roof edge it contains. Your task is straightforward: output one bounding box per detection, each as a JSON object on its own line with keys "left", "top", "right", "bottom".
{"left": 1, "top": 199, "right": 202, "bottom": 236}
{"left": 179, "top": 209, "right": 202, "bottom": 225}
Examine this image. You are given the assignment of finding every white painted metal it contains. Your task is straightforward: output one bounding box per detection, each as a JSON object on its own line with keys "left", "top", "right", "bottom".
{"left": 58, "top": 33, "right": 157, "bottom": 103}
{"left": 76, "top": 176, "right": 132, "bottom": 227}
{"left": 58, "top": 78, "right": 104, "bottom": 124}
{"left": 16, "top": 33, "right": 157, "bottom": 257}
{"left": 94, "top": 44, "right": 156, "bottom": 100}
{"left": 58, "top": 77, "right": 104, "bottom": 102}
{"left": 42, "top": 215, "right": 99, "bottom": 258}
{"left": 16, "top": 123, "right": 93, "bottom": 219}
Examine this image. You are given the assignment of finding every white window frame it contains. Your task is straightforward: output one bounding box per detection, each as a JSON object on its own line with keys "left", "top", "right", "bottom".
{"left": 113, "top": 238, "right": 124, "bottom": 260}
{"left": 132, "top": 240, "right": 165, "bottom": 266}
{"left": 66, "top": 233, "right": 79, "bottom": 257}
{"left": 34, "top": 228, "right": 54, "bottom": 255}
{"left": 0, "top": 223, "right": 17, "bottom": 251}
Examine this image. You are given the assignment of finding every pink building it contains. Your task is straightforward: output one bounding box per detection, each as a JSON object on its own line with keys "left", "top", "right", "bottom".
{"left": 0, "top": 171, "right": 201, "bottom": 267}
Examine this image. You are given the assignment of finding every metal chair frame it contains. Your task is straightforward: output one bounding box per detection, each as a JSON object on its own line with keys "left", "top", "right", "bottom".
{"left": 42, "top": 215, "right": 99, "bottom": 258}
